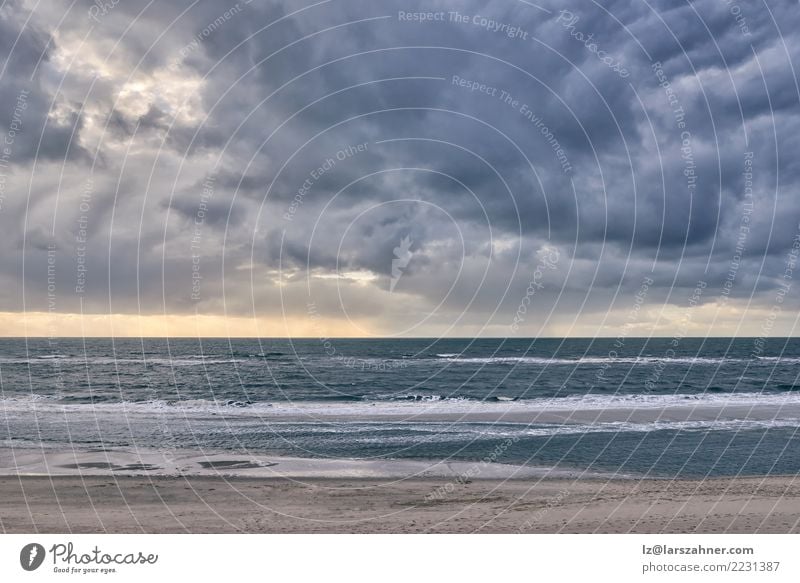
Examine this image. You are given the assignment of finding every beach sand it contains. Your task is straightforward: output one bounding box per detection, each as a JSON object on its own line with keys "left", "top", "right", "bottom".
{"left": 2, "top": 474, "right": 799, "bottom": 533}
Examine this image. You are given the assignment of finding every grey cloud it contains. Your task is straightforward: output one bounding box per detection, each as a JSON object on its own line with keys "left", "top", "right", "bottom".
{"left": 1, "top": 0, "right": 799, "bottom": 332}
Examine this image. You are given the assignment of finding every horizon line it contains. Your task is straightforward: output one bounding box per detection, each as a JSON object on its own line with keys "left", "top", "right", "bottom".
{"left": 3, "top": 335, "right": 798, "bottom": 340}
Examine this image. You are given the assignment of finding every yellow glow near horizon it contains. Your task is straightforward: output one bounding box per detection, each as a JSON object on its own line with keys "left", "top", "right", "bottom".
{"left": 1, "top": 300, "right": 798, "bottom": 338}
{"left": 0, "top": 312, "right": 372, "bottom": 338}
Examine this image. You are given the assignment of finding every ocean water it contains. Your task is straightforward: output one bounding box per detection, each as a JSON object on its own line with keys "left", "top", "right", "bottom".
{"left": 2, "top": 337, "right": 799, "bottom": 478}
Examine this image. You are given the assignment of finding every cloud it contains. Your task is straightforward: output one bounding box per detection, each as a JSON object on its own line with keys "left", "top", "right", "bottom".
{"left": 1, "top": 0, "right": 799, "bottom": 336}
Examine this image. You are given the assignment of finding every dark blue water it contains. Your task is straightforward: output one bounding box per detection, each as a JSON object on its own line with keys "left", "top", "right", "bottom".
{"left": 2, "top": 337, "right": 799, "bottom": 477}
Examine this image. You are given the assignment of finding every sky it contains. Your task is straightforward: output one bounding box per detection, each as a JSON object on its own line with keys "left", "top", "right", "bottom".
{"left": 0, "top": 0, "right": 799, "bottom": 338}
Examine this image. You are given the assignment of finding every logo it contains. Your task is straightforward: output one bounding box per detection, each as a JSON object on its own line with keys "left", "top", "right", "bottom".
{"left": 390, "top": 235, "right": 414, "bottom": 292}
{"left": 20, "top": 543, "right": 46, "bottom": 571}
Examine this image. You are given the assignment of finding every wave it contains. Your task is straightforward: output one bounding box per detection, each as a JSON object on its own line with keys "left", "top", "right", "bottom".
{"left": 432, "top": 355, "right": 788, "bottom": 365}
{"left": 4, "top": 353, "right": 800, "bottom": 368}
{"left": 0, "top": 356, "right": 255, "bottom": 366}
{"left": 367, "top": 394, "right": 517, "bottom": 403}
{"left": 369, "top": 393, "right": 473, "bottom": 402}
{"left": 4, "top": 391, "right": 800, "bottom": 417}
{"left": 346, "top": 418, "right": 800, "bottom": 438}
{"left": 455, "top": 417, "right": 800, "bottom": 437}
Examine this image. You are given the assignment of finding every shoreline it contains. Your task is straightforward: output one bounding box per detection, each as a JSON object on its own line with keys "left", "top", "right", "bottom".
{"left": 1, "top": 474, "right": 798, "bottom": 533}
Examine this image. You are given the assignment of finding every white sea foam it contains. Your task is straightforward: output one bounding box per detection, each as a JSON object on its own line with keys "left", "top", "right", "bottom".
{"left": 433, "top": 355, "right": 774, "bottom": 365}
{"left": 306, "top": 417, "right": 800, "bottom": 440}
{"left": 0, "top": 356, "right": 249, "bottom": 366}
{"left": 3, "top": 391, "right": 800, "bottom": 418}
{"left": 4, "top": 354, "right": 799, "bottom": 366}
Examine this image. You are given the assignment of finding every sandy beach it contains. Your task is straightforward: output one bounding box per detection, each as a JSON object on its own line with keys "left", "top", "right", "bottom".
{"left": 1, "top": 447, "right": 798, "bottom": 533}
{"left": 2, "top": 474, "right": 798, "bottom": 533}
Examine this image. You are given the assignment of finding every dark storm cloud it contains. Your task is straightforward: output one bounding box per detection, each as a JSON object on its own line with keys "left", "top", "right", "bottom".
{"left": 0, "top": 2, "right": 90, "bottom": 164}
{"left": 1, "top": 0, "right": 799, "bottom": 334}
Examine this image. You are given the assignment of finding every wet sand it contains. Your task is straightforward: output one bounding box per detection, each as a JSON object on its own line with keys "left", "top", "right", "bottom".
{"left": 2, "top": 474, "right": 799, "bottom": 533}
{"left": 0, "top": 447, "right": 588, "bottom": 479}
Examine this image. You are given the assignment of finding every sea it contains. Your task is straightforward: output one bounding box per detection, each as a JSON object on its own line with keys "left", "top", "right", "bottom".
{"left": 1, "top": 337, "right": 799, "bottom": 478}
